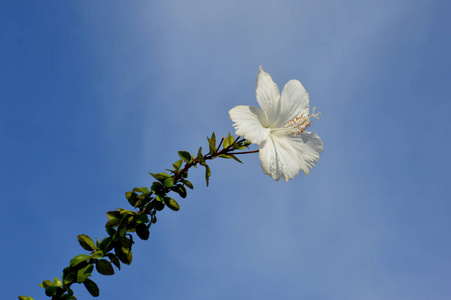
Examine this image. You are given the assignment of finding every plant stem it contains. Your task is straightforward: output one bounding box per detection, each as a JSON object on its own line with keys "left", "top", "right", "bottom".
{"left": 230, "top": 150, "right": 259, "bottom": 155}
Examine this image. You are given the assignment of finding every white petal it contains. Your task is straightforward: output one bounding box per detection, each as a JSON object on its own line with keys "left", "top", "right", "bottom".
{"left": 272, "top": 79, "right": 309, "bottom": 128}
{"left": 289, "top": 132, "right": 324, "bottom": 175}
{"left": 259, "top": 134, "right": 303, "bottom": 182}
{"left": 259, "top": 132, "right": 323, "bottom": 181}
{"left": 255, "top": 67, "right": 281, "bottom": 127}
{"left": 229, "top": 105, "right": 270, "bottom": 145}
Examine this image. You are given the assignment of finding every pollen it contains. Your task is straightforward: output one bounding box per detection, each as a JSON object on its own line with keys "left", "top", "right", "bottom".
{"left": 283, "top": 107, "right": 321, "bottom": 136}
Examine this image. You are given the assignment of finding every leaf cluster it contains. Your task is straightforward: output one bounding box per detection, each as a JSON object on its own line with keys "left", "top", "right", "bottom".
{"left": 27, "top": 133, "right": 252, "bottom": 300}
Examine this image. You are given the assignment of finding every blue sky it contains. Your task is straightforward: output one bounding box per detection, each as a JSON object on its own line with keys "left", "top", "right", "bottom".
{"left": 2, "top": 0, "right": 451, "bottom": 299}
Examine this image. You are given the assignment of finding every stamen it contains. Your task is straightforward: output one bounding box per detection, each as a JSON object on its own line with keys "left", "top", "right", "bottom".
{"left": 282, "top": 107, "right": 321, "bottom": 136}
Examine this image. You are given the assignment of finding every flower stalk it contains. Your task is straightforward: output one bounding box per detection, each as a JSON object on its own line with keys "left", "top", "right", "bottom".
{"left": 19, "top": 133, "right": 253, "bottom": 300}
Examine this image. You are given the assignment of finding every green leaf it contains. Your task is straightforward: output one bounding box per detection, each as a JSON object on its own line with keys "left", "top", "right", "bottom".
{"left": 164, "top": 197, "right": 180, "bottom": 211}
{"left": 197, "top": 147, "right": 205, "bottom": 163}
{"left": 233, "top": 142, "right": 242, "bottom": 149}
{"left": 77, "top": 264, "right": 94, "bottom": 283}
{"left": 228, "top": 154, "right": 243, "bottom": 163}
{"left": 99, "top": 236, "right": 113, "bottom": 253}
{"left": 172, "top": 159, "right": 183, "bottom": 171}
{"left": 106, "top": 227, "right": 116, "bottom": 237}
{"left": 91, "top": 250, "right": 104, "bottom": 259}
{"left": 151, "top": 182, "right": 163, "bottom": 194}
{"left": 163, "top": 177, "right": 174, "bottom": 188}
{"left": 116, "top": 246, "right": 133, "bottom": 265}
{"left": 127, "top": 225, "right": 136, "bottom": 234}
{"left": 125, "top": 215, "right": 134, "bottom": 225}
{"left": 121, "top": 236, "right": 132, "bottom": 248}
{"left": 105, "top": 217, "right": 121, "bottom": 228}
{"left": 207, "top": 137, "right": 216, "bottom": 154}
{"left": 155, "top": 200, "right": 165, "bottom": 211}
{"left": 60, "top": 294, "right": 77, "bottom": 300}
{"left": 222, "top": 138, "right": 229, "bottom": 149}
{"left": 182, "top": 179, "right": 194, "bottom": 189}
{"left": 171, "top": 184, "right": 187, "bottom": 198}
{"left": 136, "top": 223, "right": 150, "bottom": 240}
{"left": 107, "top": 253, "right": 121, "bottom": 270}
{"left": 228, "top": 132, "right": 235, "bottom": 143}
{"left": 208, "top": 132, "right": 217, "bottom": 154}
{"left": 136, "top": 214, "right": 149, "bottom": 224}
{"left": 118, "top": 208, "right": 134, "bottom": 215}
{"left": 53, "top": 277, "right": 63, "bottom": 287}
{"left": 126, "top": 192, "right": 138, "bottom": 207}
{"left": 118, "top": 225, "right": 127, "bottom": 238}
{"left": 83, "top": 278, "right": 99, "bottom": 297}
{"left": 18, "top": 296, "right": 35, "bottom": 300}
{"left": 134, "top": 199, "right": 143, "bottom": 208}
{"left": 96, "top": 259, "right": 115, "bottom": 275}
{"left": 63, "top": 267, "right": 77, "bottom": 285}
{"left": 78, "top": 234, "right": 97, "bottom": 251}
{"left": 45, "top": 286, "right": 59, "bottom": 297}
{"left": 218, "top": 154, "right": 242, "bottom": 163}
{"left": 223, "top": 134, "right": 234, "bottom": 149}
{"left": 66, "top": 287, "right": 75, "bottom": 297}
{"left": 149, "top": 172, "right": 171, "bottom": 181}
{"left": 132, "top": 187, "right": 149, "bottom": 194}
{"left": 106, "top": 211, "right": 121, "bottom": 220}
{"left": 204, "top": 164, "right": 211, "bottom": 186}
{"left": 39, "top": 280, "right": 53, "bottom": 289}
{"left": 70, "top": 254, "right": 91, "bottom": 268}
{"left": 178, "top": 151, "right": 192, "bottom": 163}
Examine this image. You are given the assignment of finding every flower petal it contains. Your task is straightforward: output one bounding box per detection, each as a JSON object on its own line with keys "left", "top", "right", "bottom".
{"left": 256, "top": 66, "right": 280, "bottom": 127}
{"left": 272, "top": 79, "right": 309, "bottom": 128}
{"left": 259, "top": 132, "right": 323, "bottom": 181}
{"left": 259, "top": 134, "right": 303, "bottom": 182}
{"left": 290, "top": 132, "right": 323, "bottom": 175}
{"left": 229, "top": 105, "right": 270, "bottom": 145}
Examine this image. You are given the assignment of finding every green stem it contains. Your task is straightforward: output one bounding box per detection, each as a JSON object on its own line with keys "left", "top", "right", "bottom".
{"left": 230, "top": 149, "right": 259, "bottom": 155}
{"left": 31, "top": 135, "right": 256, "bottom": 300}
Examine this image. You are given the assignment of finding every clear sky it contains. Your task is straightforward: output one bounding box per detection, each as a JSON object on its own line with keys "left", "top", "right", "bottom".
{"left": 2, "top": 1, "right": 451, "bottom": 299}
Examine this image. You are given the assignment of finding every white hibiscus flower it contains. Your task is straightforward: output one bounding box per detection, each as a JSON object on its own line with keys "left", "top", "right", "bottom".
{"left": 229, "top": 67, "right": 323, "bottom": 182}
